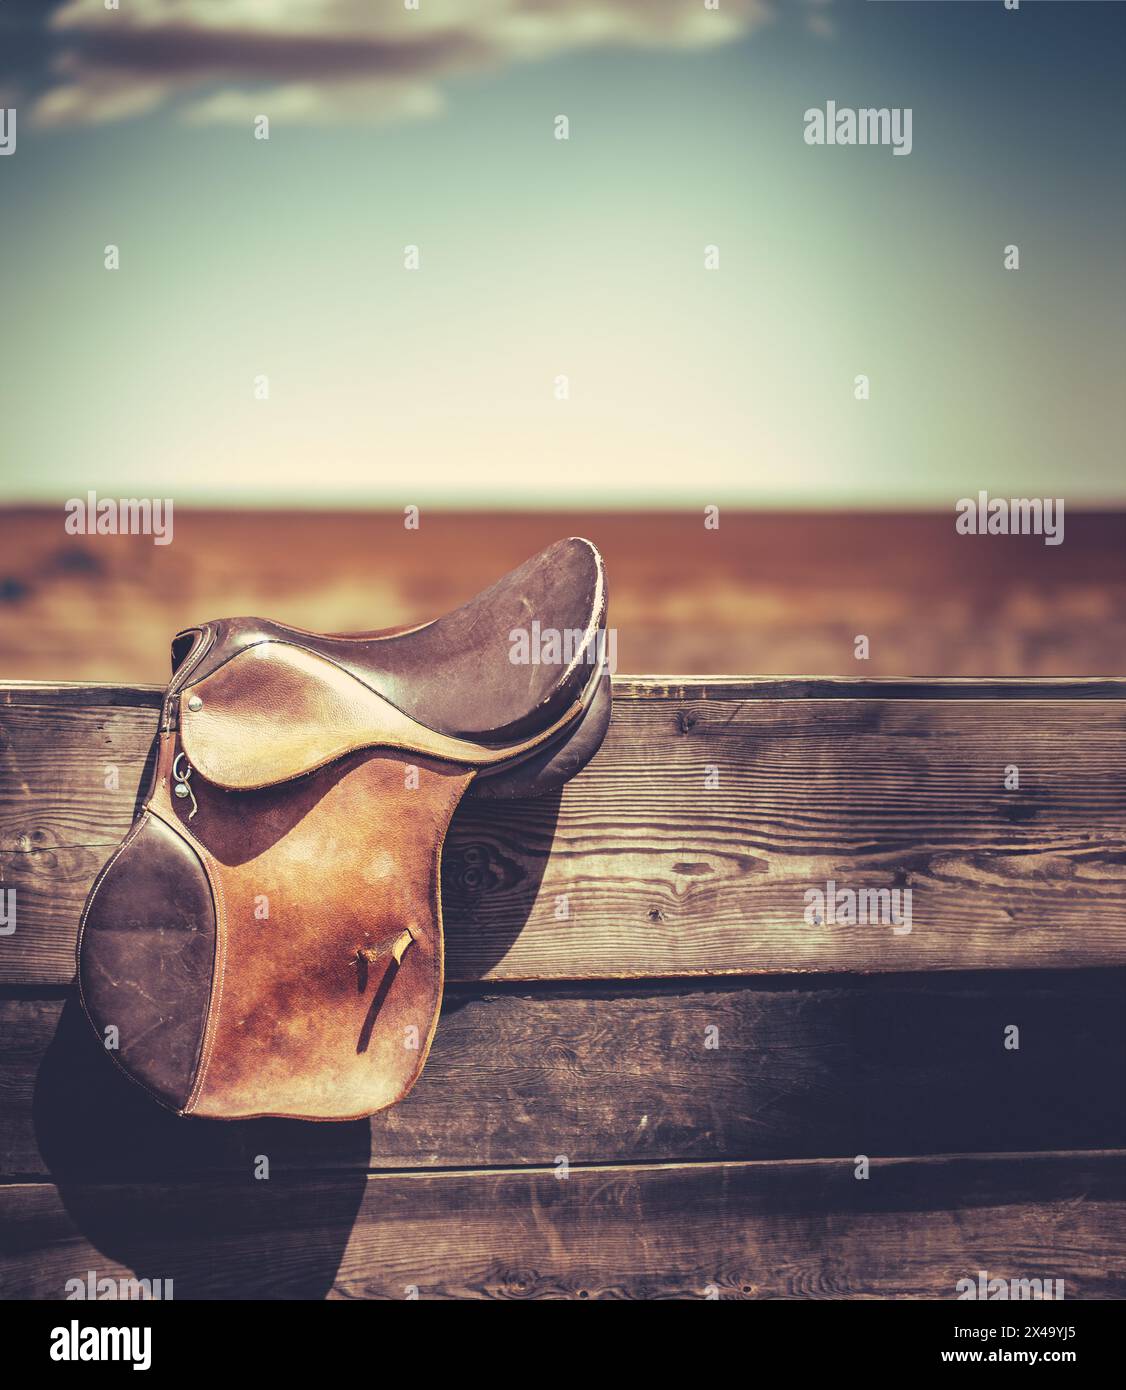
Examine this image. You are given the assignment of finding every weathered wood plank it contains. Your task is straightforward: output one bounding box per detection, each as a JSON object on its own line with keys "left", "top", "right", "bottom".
{"left": 2, "top": 680, "right": 1125, "bottom": 983}
{"left": 1, "top": 973, "right": 1121, "bottom": 1179}
{"left": 1, "top": 1152, "right": 1121, "bottom": 1299}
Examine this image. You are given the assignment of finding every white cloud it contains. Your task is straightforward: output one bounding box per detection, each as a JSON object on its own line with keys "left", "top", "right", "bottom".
{"left": 34, "top": 0, "right": 773, "bottom": 127}
{"left": 182, "top": 79, "right": 444, "bottom": 128}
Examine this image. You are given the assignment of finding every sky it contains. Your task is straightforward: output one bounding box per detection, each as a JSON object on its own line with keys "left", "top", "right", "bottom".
{"left": 0, "top": 0, "right": 1123, "bottom": 508}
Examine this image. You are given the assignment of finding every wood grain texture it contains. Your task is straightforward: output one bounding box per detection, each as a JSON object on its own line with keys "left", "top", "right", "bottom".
{"left": 1, "top": 509, "right": 1123, "bottom": 682}
{"left": 3, "top": 680, "right": 1126, "bottom": 983}
{"left": 3, "top": 974, "right": 1122, "bottom": 1179}
{"left": 2, "top": 1152, "right": 1121, "bottom": 1300}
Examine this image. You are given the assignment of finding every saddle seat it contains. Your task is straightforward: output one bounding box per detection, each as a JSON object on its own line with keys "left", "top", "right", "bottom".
{"left": 77, "top": 539, "right": 610, "bottom": 1121}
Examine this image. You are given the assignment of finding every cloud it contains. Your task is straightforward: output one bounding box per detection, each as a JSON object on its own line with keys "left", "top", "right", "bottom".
{"left": 33, "top": 0, "right": 773, "bottom": 127}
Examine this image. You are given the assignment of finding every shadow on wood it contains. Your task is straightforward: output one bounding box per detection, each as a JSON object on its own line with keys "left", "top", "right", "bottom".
{"left": 441, "top": 786, "right": 563, "bottom": 975}
{"left": 30, "top": 999, "right": 367, "bottom": 1297}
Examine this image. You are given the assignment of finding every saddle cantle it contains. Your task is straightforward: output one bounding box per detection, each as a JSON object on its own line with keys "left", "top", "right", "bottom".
{"left": 77, "top": 538, "right": 610, "bottom": 1120}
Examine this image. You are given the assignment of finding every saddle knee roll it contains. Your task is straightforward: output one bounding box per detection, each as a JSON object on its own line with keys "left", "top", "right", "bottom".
{"left": 78, "top": 812, "right": 217, "bottom": 1112}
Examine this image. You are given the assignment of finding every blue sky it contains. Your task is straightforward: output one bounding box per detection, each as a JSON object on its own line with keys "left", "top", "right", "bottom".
{"left": 1, "top": 0, "right": 1123, "bottom": 507}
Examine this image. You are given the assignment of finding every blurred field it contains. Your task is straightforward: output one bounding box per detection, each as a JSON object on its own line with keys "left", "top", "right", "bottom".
{"left": 0, "top": 509, "right": 1123, "bottom": 682}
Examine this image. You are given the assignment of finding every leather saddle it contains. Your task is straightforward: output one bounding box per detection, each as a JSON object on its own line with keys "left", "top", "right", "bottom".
{"left": 78, "top": 538, "right": 610, "bottom": 1120}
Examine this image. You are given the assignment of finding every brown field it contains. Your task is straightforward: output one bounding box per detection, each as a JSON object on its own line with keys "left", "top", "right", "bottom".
{"left": 1, "top": 508, "right": 1123, "bottom": 681}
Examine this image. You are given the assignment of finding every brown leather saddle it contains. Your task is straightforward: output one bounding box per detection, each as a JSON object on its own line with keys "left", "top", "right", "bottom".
{"left": 77, "top": 539, "right": 610, "bottom": 1120}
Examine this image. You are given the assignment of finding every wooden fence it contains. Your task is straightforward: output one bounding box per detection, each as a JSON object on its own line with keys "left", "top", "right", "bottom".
{"left": 1, "top": 677, "right": 1123, "bottom": 1298}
